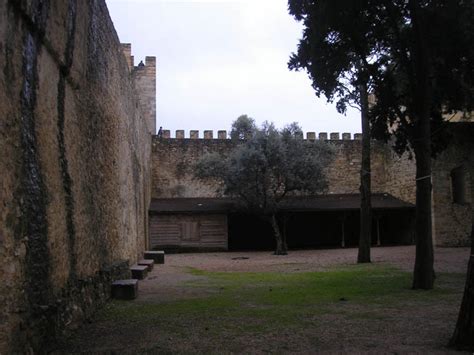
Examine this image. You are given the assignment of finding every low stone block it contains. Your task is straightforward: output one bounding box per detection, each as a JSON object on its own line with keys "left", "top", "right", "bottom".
{"left": 138, "top": 259, "right": 154, "bottom": 272}
{"left": 144, "top": 250, "right": 165, "bottom": 264}
{"left": 130, "top": 265, "right": 148, "bottom": 280}
{"left": 111, "top": 279, "right": 138, "bottom": 300}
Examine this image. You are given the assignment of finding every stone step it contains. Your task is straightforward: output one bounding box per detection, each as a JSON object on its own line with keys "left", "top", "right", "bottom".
{"left": 138, "top": 259, "right": 154, "bottom": 272}
{"left": 144, "top": 250, "right": 165, "bottom": 264}
{"left": 111, "top": 279, "right": 138, "bottom": 300}
{"left": 130, "top": 264, "right": 148, "bottom": 280}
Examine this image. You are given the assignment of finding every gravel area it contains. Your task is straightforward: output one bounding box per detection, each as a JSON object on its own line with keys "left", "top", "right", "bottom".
{"left": 56, "top": 246, "right": 472, "bottom": 354}
{"left": 159, "top": 245, "right": 471, "bottom": 273}
{"left": 139, "top": 246, "right": 471, "bottom": 303}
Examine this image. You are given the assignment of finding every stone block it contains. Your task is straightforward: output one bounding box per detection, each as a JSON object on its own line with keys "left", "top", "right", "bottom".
{"left": 306, "top": 132, "right": 316, "bottom": 140}
{"left": 319, "top": 132, "right": 328, "bottom": 140}
{"left": 144, "top": 250, "right": 165, "bottom": 264}
{"left": 190, "top": 130, "right": 199, "bottom": 139}
{"left": 162, "top": 130, "right": 170, "bottom": 138}
{"left": 204, "top": 130, "right": 213, "bottom": 139}
{"left": 130, "top": 265, "right": 148, "bottom": 280}
{"left": 354, "top": 133, "right": 363, "bottom": 140}
{"left": 218, "top": 130, "right": 227, "bottom": 139}
{"left": 176, "top": 130, "right": 185, "bottom": 139}
{"left": 342, "top": 133, "right": 351, "bottom": 140}
{"left": 330, "top": 132, "right": 340, "bottom": 140}
{"left": 138, "top": 259, "right": 154, "bottom": 272}
{"left": 111, "top": 279, "right": 138, "bottom": 300}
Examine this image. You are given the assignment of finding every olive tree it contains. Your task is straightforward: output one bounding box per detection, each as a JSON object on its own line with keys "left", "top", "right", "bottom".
{"left": 195, "top": 120, "right": 334, "bottom": 255}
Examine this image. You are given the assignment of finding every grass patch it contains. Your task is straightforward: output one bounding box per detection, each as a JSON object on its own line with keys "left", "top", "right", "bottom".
{"left": 100, "top": 264, "right": 461, "bottom": 329}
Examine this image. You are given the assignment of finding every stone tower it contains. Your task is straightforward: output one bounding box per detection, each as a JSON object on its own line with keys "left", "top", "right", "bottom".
{"left": 121, "top": 43, "right": 157, "bottom": 134}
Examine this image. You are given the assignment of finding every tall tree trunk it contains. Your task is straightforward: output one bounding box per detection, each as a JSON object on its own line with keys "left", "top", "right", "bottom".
{"left": 412, "top": 139, "right": 434, "bottom": 289}
{"left": 410, "top": 0, "right": 435, "bottom": 290}
{"left": 270, "top": 214, "right": 287, "bottom": 255}
{"left": 358, "top": 81, "right": 371, "bottom": 263}
{"left": 449, "top": 167, "right": 474, "bottom": 350}
{"left": 450, "top": 253, "right": 474, "bottom": 350}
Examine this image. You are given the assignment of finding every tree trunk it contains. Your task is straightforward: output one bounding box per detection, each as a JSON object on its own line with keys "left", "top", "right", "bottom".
{"left": 449, "top": 253, "right": 474, "bottom": 350}
{"left": 412, "top": 138, "right": 434, "bottom": 289}
{"left": 358, "top": 81, "right": 371, "bottom": 263}
{"left": 270, "top": 214, "right": 287, "bottom": 255}
{"left": 449, "top": 166, "right": 474, "bottom": 350}
{"left": 410, "top": 0, "right": 435, "bottom": 290}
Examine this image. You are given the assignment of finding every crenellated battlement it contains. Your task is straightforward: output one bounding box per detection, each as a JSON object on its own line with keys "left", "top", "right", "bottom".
{"left": 121, "top": 43, "right": 157, "bottom": 135}
{"left": 155, "top": 129, "right": 363, "bottom": 140}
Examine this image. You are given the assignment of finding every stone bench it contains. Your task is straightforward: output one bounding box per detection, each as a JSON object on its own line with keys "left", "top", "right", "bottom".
{"left": 130, "top": 265, "right": 148, "bottom": 280}
{"left": 138, "top": 259, "right": 154, "bottom": 272}
{"left": 111, "top": 279, "right": 138, "bottom": 300}
{"left": 144, "top": 250, "right": 165, "bottom": 264}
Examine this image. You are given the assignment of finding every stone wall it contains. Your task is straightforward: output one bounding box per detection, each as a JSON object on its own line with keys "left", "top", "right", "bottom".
{"left": 432, "top": 124, "right": 473, "bottom": 246}
{"left": 0, "top": 0, "right": 152, "bottom": 352}
{"left": 151, "top": 128, "right": 474, "bottom": 248}
{"left": 151, "top": 131, "right": 411, "bottom": 199}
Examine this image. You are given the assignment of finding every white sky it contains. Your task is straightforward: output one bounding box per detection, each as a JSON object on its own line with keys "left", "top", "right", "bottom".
{"left": 106, "top": 0, "right": 362, "bottom": 136}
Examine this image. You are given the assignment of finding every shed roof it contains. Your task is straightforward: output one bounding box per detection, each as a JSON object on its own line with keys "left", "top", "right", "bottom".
{"left": 149, "top": 193, "right": 414, "bottom": 214}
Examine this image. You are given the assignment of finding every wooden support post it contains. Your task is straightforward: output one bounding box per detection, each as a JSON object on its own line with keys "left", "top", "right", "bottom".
{"left": 341, "top": 218, "right": 346, "bottom": 248}
{"left": 376, "top": 217, "right": 381, "bottom": 246}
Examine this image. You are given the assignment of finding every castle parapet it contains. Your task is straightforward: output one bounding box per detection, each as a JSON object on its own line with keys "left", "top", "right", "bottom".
{"left": 154, "top": 130, "right": 362, "bottom": 141}
{"left": 123, "top": 43, "right": 156, "bottom": 135}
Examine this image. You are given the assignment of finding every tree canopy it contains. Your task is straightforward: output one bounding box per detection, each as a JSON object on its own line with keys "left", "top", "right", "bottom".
{"left": 230, "top": 114, "right": 256, "bottom": 140}
{"left": 288, "top": 0, "right": 380, "bottom": 264}
{"left": 195, "top": 119, "right": 334, "bottom": 255}
{"left": 288, "top": 0, "right": 474, "bottom": 290}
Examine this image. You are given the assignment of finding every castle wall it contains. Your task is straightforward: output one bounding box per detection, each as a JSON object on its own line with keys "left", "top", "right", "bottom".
{"left": 151, "top": 130, "right": 469, "bottom": 247}
{"left": 133, "top": 56, "right": 157, "bottom": 135}
{"left": 0, "top": 1, "right": 151, "bottom": 352}
{"left": 431, "top": 124, "right": 473, "bottom": 246}
{"left": 151, "top": 131, "right": 404, "bottom": 199}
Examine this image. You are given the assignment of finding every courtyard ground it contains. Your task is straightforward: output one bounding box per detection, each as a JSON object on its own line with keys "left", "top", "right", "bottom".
{"left": 55, "top": 246, "right": 471, "bottom": 354}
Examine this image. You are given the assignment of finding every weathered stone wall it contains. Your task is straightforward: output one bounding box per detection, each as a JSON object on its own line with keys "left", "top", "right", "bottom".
{"left": 432, "top": 124, "right": 473, "bottom": 246}
{"left": 152, "top": 128, "right": 474, "bottom": 248}
{"left": 0, "top": 0, "right": 151, "bottom": 352}
{"left": 132, "top": 56, "right": 157, "bottom": 135}
{"left": 151, "top": 132, "right": 406, "bottom": 199}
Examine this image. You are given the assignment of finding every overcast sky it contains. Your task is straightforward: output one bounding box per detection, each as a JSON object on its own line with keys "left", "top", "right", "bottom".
{"left": 106, "top": 0, "right": 361, "bottom": 137}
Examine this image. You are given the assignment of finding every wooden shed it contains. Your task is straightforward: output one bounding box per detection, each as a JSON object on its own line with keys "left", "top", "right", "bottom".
{"left": 149, "top": 198, "right": 232, "bottom": 251}
{"left": 149, "top": 194, "right": 415, "bottom": 252}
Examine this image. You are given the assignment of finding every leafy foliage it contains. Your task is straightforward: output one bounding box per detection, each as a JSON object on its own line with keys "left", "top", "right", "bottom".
{"left": 230, "top": 114, "right": 257, "bottom": 140}
{"left": 196, "top": 121, "right": 333, "bottom": 215}
{"left": 195, "top": 119, "right": 334, "bottom": 254}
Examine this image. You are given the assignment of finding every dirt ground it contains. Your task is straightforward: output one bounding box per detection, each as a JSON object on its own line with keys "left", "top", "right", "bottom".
{"left": 56, "top": 246, "right": 472, "bottom": 354}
